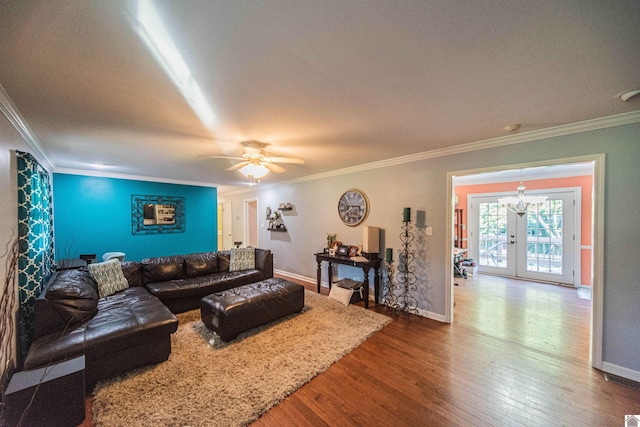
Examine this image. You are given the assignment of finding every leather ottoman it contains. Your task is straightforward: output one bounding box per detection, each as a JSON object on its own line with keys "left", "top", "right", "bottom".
{"left": 200, "top": 278, "right": 305, "bottom": 341}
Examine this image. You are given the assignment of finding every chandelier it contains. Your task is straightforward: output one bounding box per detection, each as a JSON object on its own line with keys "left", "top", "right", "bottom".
{"left": 498, "top": 181, "right": 547, "bottom": 217}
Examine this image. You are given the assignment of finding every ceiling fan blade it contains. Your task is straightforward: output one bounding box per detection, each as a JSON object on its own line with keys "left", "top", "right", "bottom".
{"left": 226, "top": 161, "right": 249, "bottom": 171}
{"left": 267, "top": 156, "right": 305, "bottom": 165}
{"left": 198, "top": 154, "right": 245, "bottom": 160}
{"left": 264, "top": 162, "right": 286, "bottom": 173}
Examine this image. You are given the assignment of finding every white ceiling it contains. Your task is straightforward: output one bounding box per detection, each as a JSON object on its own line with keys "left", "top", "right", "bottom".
{"left": 1, "top": 1, "right": 639, "bottom": 191}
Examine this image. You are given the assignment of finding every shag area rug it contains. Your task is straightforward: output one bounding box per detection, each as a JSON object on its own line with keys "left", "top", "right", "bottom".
{"left": 92, "top": 290, "right": 391, "bottom": 427}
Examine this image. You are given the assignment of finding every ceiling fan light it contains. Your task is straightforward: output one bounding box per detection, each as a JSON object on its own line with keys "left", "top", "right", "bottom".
{"left": 239, "top": 163, "right": 269, "bottom": 179}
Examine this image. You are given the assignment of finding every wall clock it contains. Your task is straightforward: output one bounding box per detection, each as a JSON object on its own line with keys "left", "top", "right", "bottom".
{"left": 338, "top": 189, "right": 369, "bottom": 226}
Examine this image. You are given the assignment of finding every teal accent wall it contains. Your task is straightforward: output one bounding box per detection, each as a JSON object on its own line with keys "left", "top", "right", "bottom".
{"left": 53, "top": 174, "right": 217, "bottom": 261}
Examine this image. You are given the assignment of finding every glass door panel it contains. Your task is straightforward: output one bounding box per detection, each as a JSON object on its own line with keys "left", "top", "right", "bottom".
{"left": 470, "top": 191, "right": 575, "bottom": 285}
{"left": 474, "top": 198, "right": 515, "bottom": 276}
{"left": 517, "top": 193, "right": 574, "bottom": 284}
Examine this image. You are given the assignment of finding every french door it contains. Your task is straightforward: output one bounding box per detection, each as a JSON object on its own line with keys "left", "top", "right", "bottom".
{"left": 469, "top": 190, "right": 577, "bottom": 285}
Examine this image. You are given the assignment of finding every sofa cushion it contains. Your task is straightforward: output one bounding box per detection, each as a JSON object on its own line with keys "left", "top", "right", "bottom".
{"left": 141, "top": 255, "right": 185, "bottom": 283}
{"left": 230, "top": 248, "right": 255, "bottom": 271}
{"left": 121, "top": 261, "right": 142, "bottom": 287}
{"left": 45, "top": 270, "right": 99, "bottom": 324}
{"left": 255, "top": 249, "right": 272, "bottom": 272}
{"left": 184, "top": 252, "right": 218, "bottom": 278}
{"left": 145, "top": 270, "right": 263, "bottom": 301}
{"left": 217, "top": 251, "right": 230, "bottom": 272}
{"left": 25, "top": 287, "right": 178, "bottom": 370}
{"left": 88, "top": 259, "right": 129, "bottom": 298}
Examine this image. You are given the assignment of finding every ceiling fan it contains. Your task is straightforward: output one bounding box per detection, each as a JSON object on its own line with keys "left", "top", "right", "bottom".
{"left": 201, "top": 140, "right": 305, "bottom": 179}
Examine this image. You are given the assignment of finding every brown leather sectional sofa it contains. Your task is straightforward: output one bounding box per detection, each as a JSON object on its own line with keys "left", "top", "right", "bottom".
{"left": 24, "top": 248, "right": 273, "bottom": 390}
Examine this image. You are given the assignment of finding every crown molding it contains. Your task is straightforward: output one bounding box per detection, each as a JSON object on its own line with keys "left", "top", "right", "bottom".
{"left": 275, "top": 111, "right": 640, "bottom": 184}
{"left": 303, "top": 110, "right": 640, "bottom": 181}
{"left": 54, "top": 168, "right": 220, "bottom": 188}
{"left": 0, "top": 83, "right": 55, "bottom": 171}
{"left": 219, "top": 111, "right": 640, "bottom": 197}
{"left": 3, "top": 77, "right": 637, "bottom": 195}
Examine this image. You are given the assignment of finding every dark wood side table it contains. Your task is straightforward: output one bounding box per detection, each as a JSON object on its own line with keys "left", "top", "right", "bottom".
{"left": 315, "top": 253, "right": 381, "bottom": 308}
{"left": 3, "top": 356, "right": 86, "bottom": 427}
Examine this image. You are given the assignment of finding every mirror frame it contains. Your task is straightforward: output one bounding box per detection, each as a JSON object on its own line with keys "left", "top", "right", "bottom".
{"left": 131, "top": 194, "right": 185, "bottom": 235}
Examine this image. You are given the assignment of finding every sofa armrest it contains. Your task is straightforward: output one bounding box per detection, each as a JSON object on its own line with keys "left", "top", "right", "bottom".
{"left": 34, "top": 273, "right": 68, "bottom": 339}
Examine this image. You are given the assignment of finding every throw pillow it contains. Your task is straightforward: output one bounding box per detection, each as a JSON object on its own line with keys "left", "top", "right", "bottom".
{"left": 229, "top": 248, "right": 255, "bottom": 272}
{"left": 328, "top": 285, "right": 353, "bottom": 305}
{"left": 88, "top": 258, "right": 129, "bottom": 298}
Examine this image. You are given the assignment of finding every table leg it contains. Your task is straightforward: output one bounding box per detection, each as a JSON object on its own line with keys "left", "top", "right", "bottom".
{"left": 373, "top": 265, "right": 380, "bottom": 304}
{"left": 316, "top": 260, "right": 322, "bottom": 293}
{"left": 362, "top": 266, "right": 370, "bottom": 309}
{"left": 327, "top": 262, "right": 333, "bottom": 290}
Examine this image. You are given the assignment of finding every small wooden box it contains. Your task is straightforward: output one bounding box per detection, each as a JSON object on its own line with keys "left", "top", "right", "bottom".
{"left": 3, "top": 356, "right": 85, "bottom": 427}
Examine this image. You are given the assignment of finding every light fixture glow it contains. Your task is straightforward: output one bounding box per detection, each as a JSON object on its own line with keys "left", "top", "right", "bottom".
{"left": 132, "top": 0, "right": 216, "bottom": 128}
{"left": 239, "top": 162, "right": 269, "bottom": 180}
{"left": 498, "top": 181, "right": 547, "bottom": 217}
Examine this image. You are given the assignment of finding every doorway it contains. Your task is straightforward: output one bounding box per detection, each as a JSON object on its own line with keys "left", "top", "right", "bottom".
{"left": 220, "top": 202, "right": 232, "bottom": 250}
{"left": 244, "top": 198, "right": 259, "bottom": 248}
{"left": 446, "top": 154, "right": 604, "bottom": 370}
{"left": 469, "top": 188, "right": 579, "bottom": 285}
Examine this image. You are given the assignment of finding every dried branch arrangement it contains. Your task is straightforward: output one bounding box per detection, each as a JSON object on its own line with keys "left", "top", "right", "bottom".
{"left": 0, "top": 233, "right": 18, "bottom": 381}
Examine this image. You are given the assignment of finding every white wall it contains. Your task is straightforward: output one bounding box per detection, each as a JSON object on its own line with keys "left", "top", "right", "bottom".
{"left": 220, "top": 121, "right": 640, "bottom": 377}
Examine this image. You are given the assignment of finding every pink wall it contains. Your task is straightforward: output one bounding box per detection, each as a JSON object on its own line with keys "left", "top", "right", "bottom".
{"left": 455, "top": 175, "right": 593, "bottom": 286}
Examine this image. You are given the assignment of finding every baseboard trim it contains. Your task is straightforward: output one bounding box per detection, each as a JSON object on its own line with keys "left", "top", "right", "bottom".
{"left": 274, "top": 269, "right": 318, "bottom": 286}
{"left": 274, "top": 269, "right": 448, "bottom": 322}
{"left": 601, "top": 361, "right": 640, "bottom": 383}
{"left": 417, "top": 308, "right": 447, "bottom": 323}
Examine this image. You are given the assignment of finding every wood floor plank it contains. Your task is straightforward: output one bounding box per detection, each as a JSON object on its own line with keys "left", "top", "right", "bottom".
{"left": 251, "top": 274, "right": 640, "bottom": 427}
{"left": 79, "top": 274, "right": 640, "bottom": 426}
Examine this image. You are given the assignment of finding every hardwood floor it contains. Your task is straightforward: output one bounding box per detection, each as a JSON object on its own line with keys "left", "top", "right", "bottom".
{"left": 80, "top": 274, "right": 640, "bottom": 426}
{"left": 252, "top": 274, "right": 640, "bottom": 426}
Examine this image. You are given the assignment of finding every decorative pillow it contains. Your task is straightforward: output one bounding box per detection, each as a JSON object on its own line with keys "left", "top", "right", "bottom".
{"left": 328, "top": 285, "right": 353, "bottom": 305}
{"left": 229, "top": 248, "right": 255, "bottom": 272}
{"left": 88, "top": 259, "right": 129, "bottom": 298}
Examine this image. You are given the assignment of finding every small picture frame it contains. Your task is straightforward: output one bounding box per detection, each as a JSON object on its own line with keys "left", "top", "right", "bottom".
{"left": 348, "top": 245, "right": 359, "bottom": 257}
{"left": 329, "top": 248, "right": 336, "bottom": 256}
{"left": 336, "top": 245, "right": 349, "bottom": 256}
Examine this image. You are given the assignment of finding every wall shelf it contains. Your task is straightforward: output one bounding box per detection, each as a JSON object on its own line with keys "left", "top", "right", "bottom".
{"left": 268, "top": 227, "right": 287, "bottom": 232}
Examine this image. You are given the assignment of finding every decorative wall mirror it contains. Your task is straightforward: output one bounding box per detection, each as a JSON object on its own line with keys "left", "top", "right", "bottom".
{"left": 131, "top": 195, "right": 185, "bottom": 235}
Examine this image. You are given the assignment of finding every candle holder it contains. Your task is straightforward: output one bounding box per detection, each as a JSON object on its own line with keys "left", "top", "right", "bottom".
{"left": 395, "top": 219, "right": 419, "bottom": 316}
{"left": 382, "top": 259, "right": 400, "bottom": 313}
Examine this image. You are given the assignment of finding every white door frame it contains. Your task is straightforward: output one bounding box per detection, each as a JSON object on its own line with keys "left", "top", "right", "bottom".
{"left": 445, "top": 154, "right": 604, "bottom": 370}
{"left": 243, "top": 198, "right": 259, "bottom": 248}
{"left": 221, "top": 202, "right": 232, "bottom": 250}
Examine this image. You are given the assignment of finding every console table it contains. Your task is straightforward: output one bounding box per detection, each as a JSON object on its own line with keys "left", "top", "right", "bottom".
{"left": 315, "top": 253, "right": 381, "bottom": 308}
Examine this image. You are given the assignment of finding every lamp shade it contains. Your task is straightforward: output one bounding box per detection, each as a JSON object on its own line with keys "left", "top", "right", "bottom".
{"left": 239, "top": 163, "right": 269, "bottom": 179}
{"left": 362, "top": 226, "right": 379, "bottom": 254}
